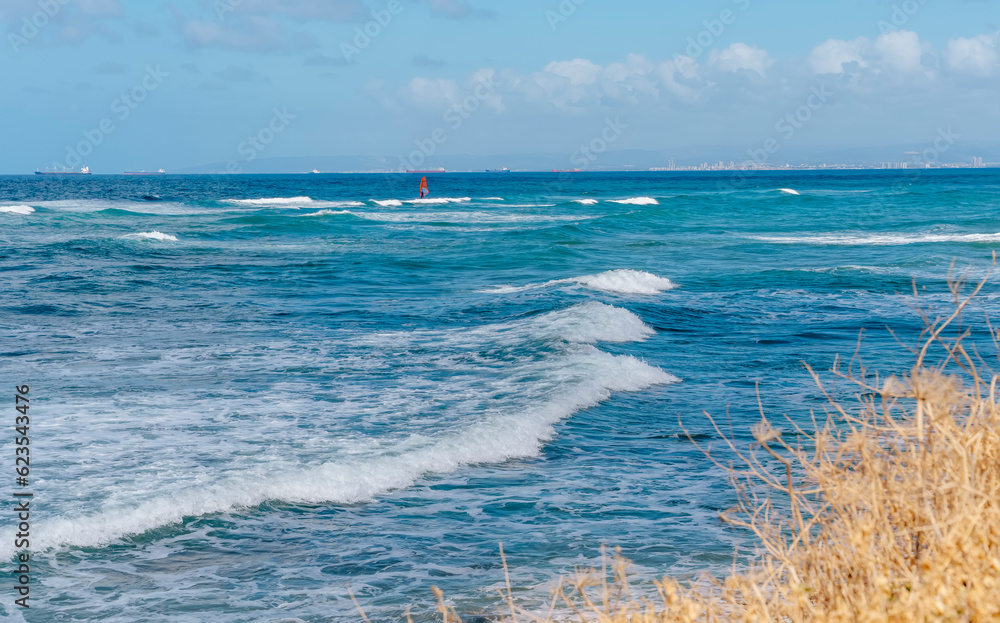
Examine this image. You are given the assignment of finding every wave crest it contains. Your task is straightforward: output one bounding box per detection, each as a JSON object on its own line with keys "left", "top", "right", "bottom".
{"left": 609, "top": 197, "right": 658, "bottom": 205}
{"left": 123, "top": 231, "right": 178, "bottom": 242}
{"left": 485, "top": 269, "right": 677, "bottom": 296}
{"left": 0, "top": 205, "right": 35, "bottom": 214}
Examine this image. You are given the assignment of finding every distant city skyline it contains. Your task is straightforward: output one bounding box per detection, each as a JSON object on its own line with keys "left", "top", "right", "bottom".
{"left": 2, "top": 0, "right": 998, "bottom": 174}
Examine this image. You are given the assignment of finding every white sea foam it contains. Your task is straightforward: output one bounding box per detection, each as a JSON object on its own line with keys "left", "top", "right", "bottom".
{"left": 752, "top": 232, "right": 1000, "bottom": 246}
{"left": 0, "top": 205, "right": 34, "bottom": 214}
{"left": 0, "top": 302, "right": 676, "bottom": 557}
{"left": 482, "top": 197, "right": 504, "bottom": 201}
{"left": 301, "top": 210, "right": 354, "bottom": 217}
{"left": 303, "top": 210, "right": 587, "bottom": 224}
{"left": 408, "top": 197, "right": 472, "bottom": 205}
{"left": 574, "top": 199, "right": 599, "bottom": 205}
{"left": 484, "top": 269, "right": 678, "bottom": 296}
{"left": 123, "top": 231, "right": 178, "bottom": 242}
{"left": 527, "top": 302, "right": 657, "bottom": 343}
{"left": 372, "top": 199, "right": 403, "bottom": 207}
{"left": 226, "top": 196, "right": 314, "bottom": 206}
{"left": 313, "top": 200, "right": 365, "bottom": 208}
{"left": 576, "top": 269, "right": 678, "bottom": 294}
{"left": 609, "top": 197, "right": 658, "bottom": 205}
{"left": 778, "top": 188, "right": 801, "bottom": 195}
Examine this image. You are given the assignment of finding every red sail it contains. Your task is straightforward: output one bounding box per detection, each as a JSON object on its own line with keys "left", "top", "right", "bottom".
{"left": 419, "top": 177, "right": 429, "bottom": 198}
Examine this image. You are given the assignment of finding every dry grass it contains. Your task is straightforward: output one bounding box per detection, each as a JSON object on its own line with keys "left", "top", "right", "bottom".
{"left": 418, "top": 264, "right": 1000, "bottom": 622}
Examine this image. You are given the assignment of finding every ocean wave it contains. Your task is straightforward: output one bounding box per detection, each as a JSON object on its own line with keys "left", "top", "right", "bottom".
{"left": 609, "top": 197, "right": 658, "bottom": 205}
{"left": 0, "top": 302, "right": 676, "bottom": 557}
{"left": 314, "top": 201, "right": 365, "bottom": 208}
{"left": 527, "top": 301, "right": 657, "bottom": 342}
{"left": 573, "top": 199, "right": 599, "bottom": 205}
{"left": 225, "top": 197, "right": 314, "bottom": 206}
{"left": 778, "top": 188, "right": 801, "bottom": 195}
{"left": 372, "top": 199, "right": 403, "bottom": 207}
{"left": 576, "top": 269, "right": 678, "bottom": 294}
{"left": 0, "top": 205, "right": 35, "bottom": 214}
{"left": 751, "top": 233, "right": 1000, "bottom": 246}
{"left": 408, "top": 197, "right": 472, "bottom": 205}
{"left": 499, "top": 203, "right": 558, "bottom": 208}
{"left": 483, "top": 269, "right": 678, "bottom": 296}
{"left": 123, "top": 231, "right": 178, "bottom": 242}
{"left": 299, "top": 210, "right": 587, "bottom": 224}
{"left": 301, "top": 209, "right": 354, "bottom": 218}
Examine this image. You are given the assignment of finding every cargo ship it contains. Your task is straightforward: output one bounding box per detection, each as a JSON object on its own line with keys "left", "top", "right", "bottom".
{"left": 35, "top": 166, "right": 91, "bottom": 175}
{"left": 123, "top": 169, "right": 166, "bottom": 176}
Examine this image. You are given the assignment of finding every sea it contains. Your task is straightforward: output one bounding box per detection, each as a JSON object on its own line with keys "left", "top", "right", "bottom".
{"left": 1, "top": 169, "right": 998, "bottom": 622}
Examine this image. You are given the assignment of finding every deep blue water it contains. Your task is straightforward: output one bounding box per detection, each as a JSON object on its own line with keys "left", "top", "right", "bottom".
{"left": 1, "top": 170, "right": 999, "bottom": 621}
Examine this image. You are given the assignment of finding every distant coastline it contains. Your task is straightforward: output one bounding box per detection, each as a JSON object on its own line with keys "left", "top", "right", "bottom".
{"left": 9, "top": 163, "right": 997, "bottom": 176}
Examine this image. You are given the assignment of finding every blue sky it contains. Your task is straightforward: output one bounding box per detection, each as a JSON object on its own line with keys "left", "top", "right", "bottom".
{"left": 1, "top": 0, "right": 998, "bottom": 172}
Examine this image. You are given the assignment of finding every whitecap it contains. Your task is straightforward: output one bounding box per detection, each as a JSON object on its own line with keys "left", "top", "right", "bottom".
{"left": 483, "top": 269, "right": 677, "bottom": 295}
{"left": 372, "top": 199, "right": 403, "bottom": 207}
{"left": 407, "top": 197, "right": 472, "bottom": 205}
{"left": 123, "top": 231, "right": 178, "bottom": 242}
{"left": 573, "top": 199, "right": 599, "bottom": 205}
{"left": 0, "top": 205, "right": 35, "bottom": 214}
{"left": 226, "top": 197, "right": 314, "bottom": 206}
{"left": 609, "top": 197, "right": 658, "bottom": 205}
{"left": 575, "top": 269, "right": 678, "bottom": 294}
{"left": 778, "top": 188, "right": 801, "bottom": 195}
{"left": 752, "top": 232, "right": 1000, "bottom": 246}
{"left": 0, "top": 302, "right": 677, "bottom": 556}
{"left": 301, "top": 210, "right": 354, "bottom": 217}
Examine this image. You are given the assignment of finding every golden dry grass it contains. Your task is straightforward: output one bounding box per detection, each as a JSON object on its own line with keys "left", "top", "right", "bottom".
{"left": 413, "top": 267, "right": 1000, "bottom": 622}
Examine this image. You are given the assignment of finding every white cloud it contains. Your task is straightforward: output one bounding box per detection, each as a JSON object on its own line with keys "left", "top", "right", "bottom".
{"left": 654, "top": 56, "right": 703, "bottom": 103}
{"left": 873, "top": 30, "right": 927, "bottom": 74}
{"left": 402, "top": 77, "right": 462, "bottom": 110}
{"left": 809, "top": 37, "right": 870, "bottom": 74}
{"left": 602, "top": 54, "right": 660, "bottom": 103}
{"left": 943, "top": 34, "right": 998, "bottom": 76}
{"left": 527, "top": 59, "right": 603, "bottom": 109}
{"left": 379, "top": 31, "right": 1000, "bottom": 122}
{"left": 708, "top": 43, "right": 773, "bottom": 77}
{"left": 541, "top": 58, "right": 602, "bottom": 86}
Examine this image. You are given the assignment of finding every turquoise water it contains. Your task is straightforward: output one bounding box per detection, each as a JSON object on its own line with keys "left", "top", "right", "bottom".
{"left": 1, "top": 170, "right": 998, "bottom": 621}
